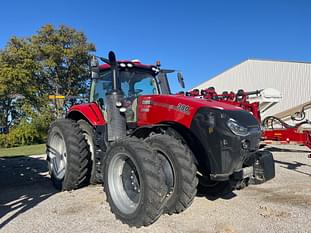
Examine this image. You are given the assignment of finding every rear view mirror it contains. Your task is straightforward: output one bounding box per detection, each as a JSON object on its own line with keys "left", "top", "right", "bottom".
{"left": 177, "top": 72, "right": 185, "bottom": 89}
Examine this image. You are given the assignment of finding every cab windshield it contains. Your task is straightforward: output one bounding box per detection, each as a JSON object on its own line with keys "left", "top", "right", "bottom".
{"left": 92, "top": 69, "right": 159, "bottom": 102}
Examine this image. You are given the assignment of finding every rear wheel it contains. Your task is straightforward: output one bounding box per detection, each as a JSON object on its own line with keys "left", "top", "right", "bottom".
{"left": 103, "top": 137, "right": 168, "bottom": 227}
{"left": 46, "top": 119, "right": 90, "bottom": 191}
{"left": 146, "top": 134, "right": 198, "bottom": 215}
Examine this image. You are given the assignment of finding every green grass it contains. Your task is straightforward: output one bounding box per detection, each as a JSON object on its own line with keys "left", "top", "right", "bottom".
{"left": 0, "top": 144, "right": 46, "bottom": 157}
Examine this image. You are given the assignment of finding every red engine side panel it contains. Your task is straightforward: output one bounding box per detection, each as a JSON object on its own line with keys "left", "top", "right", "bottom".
{"left": 68, "top": 103, "right": 106, "bottom": 126}
{"left": 137, "top": 95, "right": 242, "bottom": 128}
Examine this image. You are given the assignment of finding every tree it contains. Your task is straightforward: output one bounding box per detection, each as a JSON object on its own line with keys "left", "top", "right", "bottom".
{"left": 32, "top": 24, "right": 96, "bottom": 97}
{"left": 0, "top": 24, "right": 95, "bottom": 146}
{"left": 0, "top": 36, "right": 40, "bottom": 129}
{"left": 31, "top": 24, "right": 96, "bottom": 117}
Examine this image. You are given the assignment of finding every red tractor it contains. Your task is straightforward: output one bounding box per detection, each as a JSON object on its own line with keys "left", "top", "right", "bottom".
{"left": 46, "top": 51, "right": 275, "bottom": 227}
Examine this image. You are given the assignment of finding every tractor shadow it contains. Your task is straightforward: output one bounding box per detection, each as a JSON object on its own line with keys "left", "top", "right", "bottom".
{"left": 0, "top": 155, "right": 57, "bottom": 228}
{"left": 265, "top": 146, "right": 311, "bottom": 154}
{"left": 196, "top": 184, "right": 237, "bottom": 201}
{"left": 196, "top": 191, "right": 237, "bottom": 201}
{"left": 274, "top": 159, "right": 311, "bottom": 177}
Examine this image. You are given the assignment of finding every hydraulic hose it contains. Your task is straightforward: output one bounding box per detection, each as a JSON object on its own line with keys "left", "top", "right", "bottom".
{"left": 262, "top": 116, "right": 294, "bottom": 129}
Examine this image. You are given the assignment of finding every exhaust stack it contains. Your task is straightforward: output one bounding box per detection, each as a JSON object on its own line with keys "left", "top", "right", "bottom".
{"left": 101, "top": 51, "right": 126, "bottom": 141}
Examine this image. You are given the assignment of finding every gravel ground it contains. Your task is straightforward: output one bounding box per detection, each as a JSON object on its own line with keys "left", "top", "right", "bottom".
{"left": 1, "top": 145, "right": 311, "bottom": 233}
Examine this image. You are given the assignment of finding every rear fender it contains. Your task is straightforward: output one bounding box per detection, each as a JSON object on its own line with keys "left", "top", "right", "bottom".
{"left": 67, "top": 103, "right": 106, "bottom": 126}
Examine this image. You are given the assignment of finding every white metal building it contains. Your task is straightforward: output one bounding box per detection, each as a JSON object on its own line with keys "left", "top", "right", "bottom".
{"left": 194, "top": 59, "right": 311, "bottom": 124}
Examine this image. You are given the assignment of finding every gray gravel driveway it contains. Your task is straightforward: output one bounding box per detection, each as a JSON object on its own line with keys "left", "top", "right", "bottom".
{"left": 1, "top": 145, "right": 311, "bottom": 233}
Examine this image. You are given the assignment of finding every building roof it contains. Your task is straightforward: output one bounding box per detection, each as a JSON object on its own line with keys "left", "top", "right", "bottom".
{"left": 198, "top": 58, "right": 311, "bottom": 88}
{"left": 193, "top": 58, "right": 311, "bottom": 120}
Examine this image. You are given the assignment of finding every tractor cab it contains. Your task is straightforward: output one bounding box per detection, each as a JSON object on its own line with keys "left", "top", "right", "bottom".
{"left": 89, "top": 59, "right": 181, "bottom": 123}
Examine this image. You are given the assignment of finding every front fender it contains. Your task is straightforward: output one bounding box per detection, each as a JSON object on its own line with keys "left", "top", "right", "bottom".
{"left": 67, "top": 103, "right": 106, "bottom": 126}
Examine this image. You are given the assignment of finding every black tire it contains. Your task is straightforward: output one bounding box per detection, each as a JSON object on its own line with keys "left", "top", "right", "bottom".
{"left": 46, "top": 119, "right": 90, "bottom": 191}
{"left": 103, "top": 137, "right": 168, "bottom": 227}
{"left": 78, "top": 119, "right": 97, "bottom": 184}
{"left": 146, "top": 134, "right": 198, "bottom": 215}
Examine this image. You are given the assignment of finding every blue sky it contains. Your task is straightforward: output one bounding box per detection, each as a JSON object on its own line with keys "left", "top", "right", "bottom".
{"left": 1, "top": 0, "right": 311, "bottom": 92}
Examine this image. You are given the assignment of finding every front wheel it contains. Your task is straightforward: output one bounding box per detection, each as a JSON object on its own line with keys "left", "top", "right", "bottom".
{"left": 146, "top": 134, "right": 198, "bottom": 215}
{"left": 103, "top": 138, "right": 168, "bottom": 227}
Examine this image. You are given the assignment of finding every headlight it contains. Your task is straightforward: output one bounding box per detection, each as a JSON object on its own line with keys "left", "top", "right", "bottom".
{"left": 227, "top": 118, "right": 249, "bottom": 136}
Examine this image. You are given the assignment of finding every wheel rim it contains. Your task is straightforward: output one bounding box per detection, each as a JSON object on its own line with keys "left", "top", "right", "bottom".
{"left": 48, "top": 132, "right": 67, "bottom": 180}
{"left": 108, "top": 153, "right": 141, "bottom": 214}
{"left": 83, "top": 131, "right": 94, "bottom": 161}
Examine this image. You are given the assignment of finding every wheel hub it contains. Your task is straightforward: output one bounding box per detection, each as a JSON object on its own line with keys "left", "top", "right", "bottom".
{"left": 121, "top": 162, "right": 141, "bottom": 200}
{"left": 129, "top": 170, "right": 141, "bottom": 193}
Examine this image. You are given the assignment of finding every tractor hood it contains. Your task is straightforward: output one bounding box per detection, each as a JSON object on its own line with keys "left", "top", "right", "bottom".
{"left": 142, "top": 94, "right": 243, "bottom": 111}
{"left": 167, "top": 95, "right": 243, "bottom": 111}
{"left": 137, "top": 94, "right": 243, "bottom": 128}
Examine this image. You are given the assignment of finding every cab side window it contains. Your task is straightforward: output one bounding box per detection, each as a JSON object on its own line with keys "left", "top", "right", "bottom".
{"left": 93, "top": 71, "right": 112, "bottom": 108}
{"left": 133, "top": 77, "right": 158, "bottom": 96}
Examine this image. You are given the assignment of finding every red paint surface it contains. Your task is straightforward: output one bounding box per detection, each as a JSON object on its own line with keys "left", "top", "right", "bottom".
{"left": 68, "top": 103, "right": 106, "bottom": 126}
{"left": 68, "top": 94, "right": 241, "bottom": 130}
{"left": 137, "top": 95, "right": 242, "bottom": 128}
